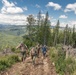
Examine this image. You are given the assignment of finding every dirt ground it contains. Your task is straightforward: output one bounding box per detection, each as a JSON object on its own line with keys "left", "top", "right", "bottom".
{"left": 0, "top": 52, "right": 57, "bottom": 75}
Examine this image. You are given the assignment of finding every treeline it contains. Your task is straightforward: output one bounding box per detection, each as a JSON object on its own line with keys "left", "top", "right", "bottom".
{"left": 23, "top": 11, "right": 76, "bottom": 47}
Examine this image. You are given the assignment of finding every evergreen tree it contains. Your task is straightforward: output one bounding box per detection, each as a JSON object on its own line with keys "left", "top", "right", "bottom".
{"left": 64, "top": 24, "right": 68, "bottom": 45}
{"left": 63, "top": 24, "right": 72, "bottom": 45}
{"left": 68, "top": 28, "right": 72, "bottom": 45}
{"left": 72, "top": 25, "right": 76, "bottom": 47}
{"left": 36, "top": 11, "right": 42, "bottom": 43}
{"left": 37, "top": 10, "right": 41, "bottom": 26}
{"left": 36, "top": 11, "right": 51, "bottom": 45}
{"left": 43, "top": 11, "right": 51, "bottom": 45}
{"left": 53, "top": 20, "right": 60, "bottom": 46}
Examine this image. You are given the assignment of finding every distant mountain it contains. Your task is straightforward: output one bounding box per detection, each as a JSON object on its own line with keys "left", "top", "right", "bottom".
{"left": 0, "top": 24, "right": 26, "bottom": 29}
{"left": 0, "top": 25, "right": 27, "bottom": 36}
{"left": 0, "top": 24, "right": 66, "bottom": 35}
{"left": 51, "top": 25, "right": 64, "bottom": 28}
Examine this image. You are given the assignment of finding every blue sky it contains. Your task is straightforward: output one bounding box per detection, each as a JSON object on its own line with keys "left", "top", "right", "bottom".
{"left": 0, "top": 0, "right": 76, "bottom": 27}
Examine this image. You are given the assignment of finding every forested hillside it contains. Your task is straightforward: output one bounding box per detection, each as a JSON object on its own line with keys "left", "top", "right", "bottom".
{"left": 0, "top": 32, "right": 23, "bottom": 50}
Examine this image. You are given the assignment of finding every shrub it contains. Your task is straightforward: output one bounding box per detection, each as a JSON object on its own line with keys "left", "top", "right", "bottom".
{"left": 50, "top": 47, "right": 76, "bottom": 75}
{"left": 65, "top": 58, "right": 76, "bottom": 74}
{"left": 0, "top": 55, "right": 20, "bottom": 71}
{"left": 11, "top": 48, "right": 16, "bottom": 52}
{"left": 55, "top": 44, "right": 63, "bottom": 49}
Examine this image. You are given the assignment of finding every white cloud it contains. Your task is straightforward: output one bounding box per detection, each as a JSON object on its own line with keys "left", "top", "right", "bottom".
{"left": 64, "top": 9, "right": 72, "bottom": 12}
{"left": 51, "top": 19, "right": 76, "bottom": 28}
{"left": 51, "top": 22, "right": 56, "bottom": 26}
{"left": 0, "top": 13, "right": 27, "bottom": 25}
{"left": 0, "top": 0, "right": 28, "bottom": 25}
{"left": 1, "top": 6, "right": 23, "bottom": 14}
{"left": 59, "top": 15, "right": 68, "bottom": 19}
{"left": 41, "top": 14, "right": 46, "bottom": 19}
{"left": 46, "top": 2, "right": 61, "bottom": 10}
{"left": 40, "top": 14, "right": 52, "bottom": 20}
{"left": 60, "top": 22, "right": 67, "bottom": 27}
{"left": 51, "top": 22, "right": 68, "bottom": 27}
{"left": 22, "top": 7, "right": 28, "bottom": 11}
{"left": 51, "top": 21, "right": 66, "bottom": 27}
{"left": 69, "top": 21, "right": 76, "bottom": 27}
{"left": 35, "top": 4, "right": 40, "bottom": 8}
{"left": 1, "top": 0, "right": 27, "bottom": 14}
{"left": 64, "top": 3, "right": 76, "bottom": 14}
{"left": 60, "top": 21, "right": 76, "bottom": 28}
{"left": 2, "top": 0, "right": 15, "bottom": 7}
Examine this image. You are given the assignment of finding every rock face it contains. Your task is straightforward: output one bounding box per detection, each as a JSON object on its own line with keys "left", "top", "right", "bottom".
{"left": 0, "top": 48, "right": 14, "bottom": 56}
{"left": 63, "top": 45, "right": 76, "bottom": 59}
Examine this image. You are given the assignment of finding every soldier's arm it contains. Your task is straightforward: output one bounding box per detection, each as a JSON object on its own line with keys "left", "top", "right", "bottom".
{"left": 16, "top": 44, "right": 21, "bottom": 49}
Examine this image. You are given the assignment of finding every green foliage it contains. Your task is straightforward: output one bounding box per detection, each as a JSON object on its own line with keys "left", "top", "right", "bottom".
{"left": 72, "top": 25, "right": 76, "bottom": 47}
{"left": 23, "top": 12, "right": 52, "bottom": 47}
{"left": 0, "top": 55, "right": 20, "bottom": 71}
{"left": 65, "top": 58, "right": 76, "bottom": 74}
{"left": 53, "top": 20, "right": 60, "bottom": 46}
{"left": 55, "top": 44, "right": 63, "bottom": 49}
{"left": 36, "top": 12, "right": 51, "bottom": 45}
{"left": 23, "top": 11, "right": 76, "bottom": 47}
{"left": 23, "top": 35, "right": 36, "bottom": 48}
{"left": 11, "top": 48, "right": 16, "bottom": 52}
{"left": 50, "top": 46, "right": 76, "bottom": 75}
{"left": 0, "top": 32, "right": 22, "bottom": 50}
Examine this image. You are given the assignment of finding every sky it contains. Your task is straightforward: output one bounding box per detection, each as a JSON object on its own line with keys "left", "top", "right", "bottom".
{"left": 0, "top": 0, "right": 76, "bottom": 27}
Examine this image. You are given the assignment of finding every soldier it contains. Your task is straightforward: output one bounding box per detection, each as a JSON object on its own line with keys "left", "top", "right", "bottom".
{"left": 16, "top": 42, "right": 28, "bottom": 62}
{"left": 42, "top": 45, "right": 47, "bottom": 58}
{"left": 30, "top": 47, "right": 37, "bottom": 65}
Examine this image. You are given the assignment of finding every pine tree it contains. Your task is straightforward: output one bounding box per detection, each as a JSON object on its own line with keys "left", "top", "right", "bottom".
{"left": 36, "top": 11, "right": 51, "bottom": 45}
{"left": 36, "top": 11, "right": 42, "bottom": 43}
{"left": 68, "top": 28, "right": 72, "bottom": 45}
{"left": 43, "top": 11, "right": 51, "bottom": 45}
{"left": 37, "top": 10, "right": 41, "bottom": 27}
{"left": 53, "top": 20, "right": 60, "bottom": 46}
{"left": 72, "top": 25, "right": 76, "bottom": 47}
{"left": 63, "top": 24, "right": 71, "bottom": 45}
{"left": 64, "top": 24, "right": 68, "bottom": 45}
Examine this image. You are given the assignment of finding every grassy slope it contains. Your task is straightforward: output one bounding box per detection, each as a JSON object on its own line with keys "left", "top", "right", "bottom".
{"left": 0, "top": 32, "right": 23, "bottom": 50}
